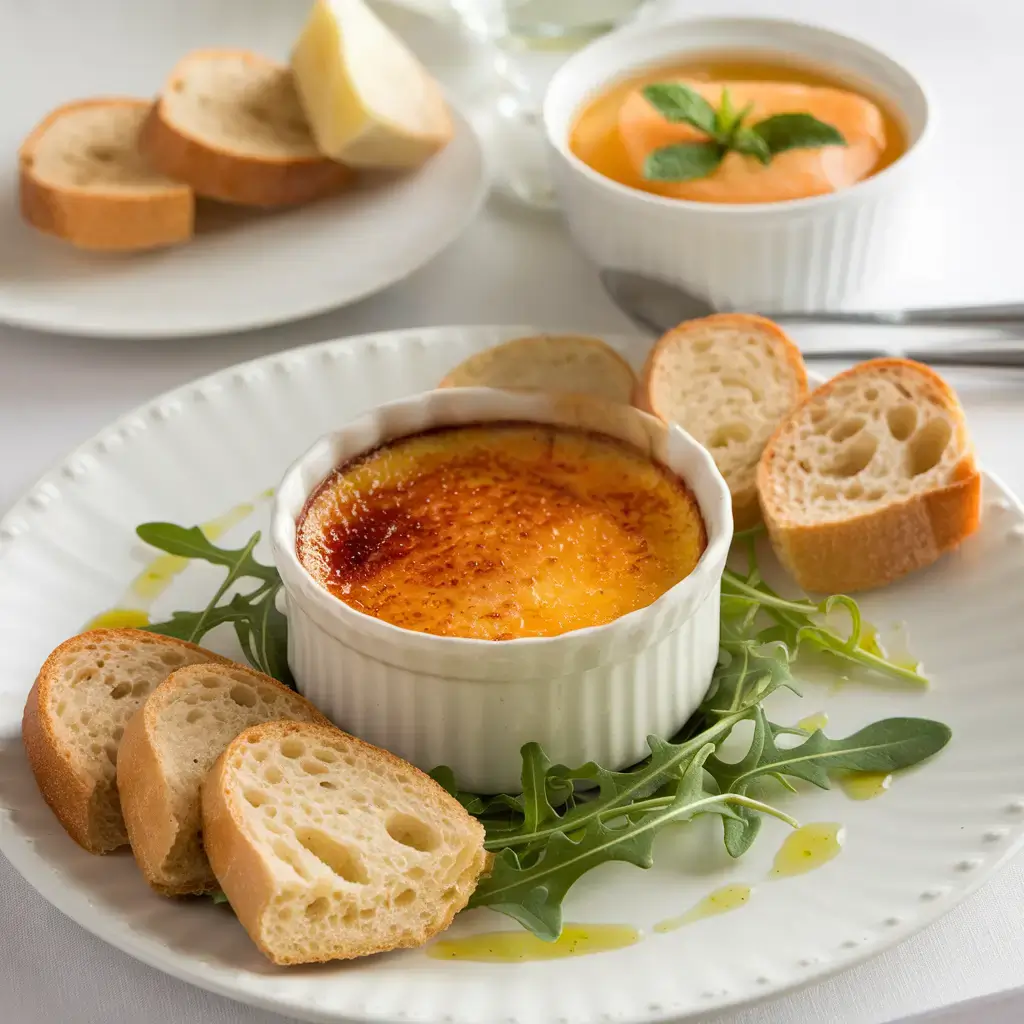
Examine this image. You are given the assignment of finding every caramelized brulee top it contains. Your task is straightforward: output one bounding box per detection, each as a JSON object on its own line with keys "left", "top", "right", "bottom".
{"left": 296, "top": 423, "right": 707, "bottom": 640}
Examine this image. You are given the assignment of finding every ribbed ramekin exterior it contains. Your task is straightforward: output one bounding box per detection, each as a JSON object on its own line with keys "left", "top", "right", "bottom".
{"left": 552, "top": 156, "right": 910, "bottom": 311}
{"left": 272, "top": 387, "right": 733, "bottom": 795}
{"left": 288, "top": 581, "right": 720, "bottom": 794}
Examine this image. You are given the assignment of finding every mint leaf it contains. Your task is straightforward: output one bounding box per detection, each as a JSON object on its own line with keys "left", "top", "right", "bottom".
{"left": 752, "top": 113, "right": 846, "bottom": 155}
{"left": 642, "top": 83, "right": 717, "bottom": 135}
{"left": 733, "top": 125, "right": 771, "bottom": 165}
{"left": 714, "top": 87, "right": 741, "bottom": 138}
{"left": 644, "top": 141, "right": 723, "bottom": 182}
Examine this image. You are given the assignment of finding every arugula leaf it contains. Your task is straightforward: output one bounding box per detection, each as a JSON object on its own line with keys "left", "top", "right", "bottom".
{"left": 642, "top": 83, "right": 718, "bottom": 135}
{"left": 707, "top": 709, "right": 951, "bottom": 856}
{"left": 752, "top": 112, "right": 846, "bottom": 155}
{"left": 138, "top": 524, "right": 294, "bottom": 688}
{"left": 428, "top": 766, "right": 529, "bottom": 827}
{"left": 135, "top": 523, "right": 277, "bottom": 582}
{"left": 644, "top": 142, "right": 724, "bottom": 182}
{"left": 137, "top": 513, "right": 951, "bottom": 943}
{"left": 484, "top": 710, "right": 755, "bottom": 854}
{"left": 720, "top": 564, "right": 928, "bottom": 686}
{"left": 468, "top": 745, "right": 795, "bottom": 940}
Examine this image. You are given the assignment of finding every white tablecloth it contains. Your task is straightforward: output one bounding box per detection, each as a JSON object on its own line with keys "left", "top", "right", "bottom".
{"left": 3, "top": 1, "right": 1024, "bottom": 1021}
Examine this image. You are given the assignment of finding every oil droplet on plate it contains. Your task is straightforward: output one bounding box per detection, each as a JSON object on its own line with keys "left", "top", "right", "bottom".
{"left": 859, "top": 623, "right": 921, "bottom": 674}
{"left": 83, "top": 608, "right": 151, "bottom": 630}
{"left": 771, "top": 822, "right": 845, "bottom": 878}
{"left": 427, "top": 924, "right": 641, "bottom": 962}
{"left": 201, "top": 502, "right": 255, "bottom": 542}
{"left": 840, "top": 771, "right": 893, "bottom": 801}
{"left": 653, "top": 884, "right": 752, "bottom": 933}
{"left": 129, "top": 552, "right": 191, "bottom": 602}
{"left": 83, "top": 494, "right": 269, "bottom": 629}
{"left": 797, "top": 711, "right": 828, "bottom": 733}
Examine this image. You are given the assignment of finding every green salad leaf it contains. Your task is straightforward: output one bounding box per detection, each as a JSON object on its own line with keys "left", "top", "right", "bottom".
{"left": 707, "top": 709, "right": 952, "bottom": 856}
{"left": 137, "top": 523, "right": 293, "bottom": 687}
{"left": 468, "top": 744, "right": 797, "bottom": 940}
{"left": 137, "top": 516, "right": 951, "bottom": 942}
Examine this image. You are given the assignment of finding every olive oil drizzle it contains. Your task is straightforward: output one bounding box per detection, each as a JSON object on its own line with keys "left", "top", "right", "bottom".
{"left": 771, "top": 822, "right": 845, "bottom": 878}
{"left": 840, "top": 771, "right": 893, "bottom": 800}
{"left": 84, "top": 491, "right": 272, "bottom": 630}
{"left": 653, "top": 884, "right": 753, "bottom": 933}
{"left": 427, "top": 924, "right": 641, "bottom": 962}
{"left": 797, "top": 711, "right": 829, "bottom": 733}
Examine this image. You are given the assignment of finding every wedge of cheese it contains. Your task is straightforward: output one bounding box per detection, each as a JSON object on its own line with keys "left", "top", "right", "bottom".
{"left": 290, "top": 0, "right": 453, "bottom": 169}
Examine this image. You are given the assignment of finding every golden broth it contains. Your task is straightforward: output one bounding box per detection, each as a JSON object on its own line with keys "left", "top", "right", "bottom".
{"left": 569, "top": 52, "right": 908, "bottom": 202}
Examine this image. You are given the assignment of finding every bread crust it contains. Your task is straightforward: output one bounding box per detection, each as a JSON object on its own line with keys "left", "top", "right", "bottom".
{"left": 638, "top": 314, "right": 808, "bottom": 529}
{"left": 140, "top": 50, "right": 354, "bottom": 207}
{"left": 21, "top": 629, "right": 226, "bottom": 854}
{"left": 757, "top": 358, "right": 982, "bottom": 593}
{"left": 118, "top": 663, "right": 330, "bottom": 896}
{"left": 202, "top": 720, "right": 489, "bottom": 964}
{"left": 19, "top": 97, "right": 194, "bottom": 251}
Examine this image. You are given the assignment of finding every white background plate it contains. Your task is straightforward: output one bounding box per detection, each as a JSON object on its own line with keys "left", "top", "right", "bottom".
{"left": 1, "top": 326, "right": 1022, "bottom": 1024}
{"left": 0, "top": 0, "right": 488, "bottom": 338}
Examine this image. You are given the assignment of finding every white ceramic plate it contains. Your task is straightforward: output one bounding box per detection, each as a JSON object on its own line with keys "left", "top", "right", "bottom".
{"left": 1, "top": 325, "right": 1023, "bottom": 1024}
{"left": 0, "top": 0, "right": 488, "bottom": 339}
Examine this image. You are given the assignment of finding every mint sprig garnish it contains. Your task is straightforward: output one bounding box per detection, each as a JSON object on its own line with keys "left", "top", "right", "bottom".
{"left": 641, "top": 83, "right": 846, "bottom": 183}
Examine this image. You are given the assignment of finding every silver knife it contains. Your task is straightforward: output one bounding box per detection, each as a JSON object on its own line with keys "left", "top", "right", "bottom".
{"left": 600, "top": 269, "right": 1024, "bottom": 368}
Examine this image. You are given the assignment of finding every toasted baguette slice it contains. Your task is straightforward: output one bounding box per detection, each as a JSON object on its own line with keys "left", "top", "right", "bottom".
{"left": 639, "top": 314, "right": 808, "bottom": 529}
{"left": 19, "top": 98, "right": 194, "bottom": 251}
{"left": 22, "top": 630, "right": 225, "bottom": 854}
{"left": 140, "top": 50, "right": 354, "bottom": 207}
{"left": 202, "top": 720, "right": 489, "bottom": 964}
{"left": 757, "top": 358, "right": 982, "bottom": 593}
{"left": 440, "top": 334, "right": 637, "bottom": 403}
{"left": 118, "top": 664, "right": 330, "bottom": 896}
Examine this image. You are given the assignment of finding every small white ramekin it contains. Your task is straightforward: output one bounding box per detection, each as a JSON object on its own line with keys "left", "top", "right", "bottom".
{"left": 272, "top": 388, "right": 733, "bottom": 794}
{"left": 544, "top": 16, "right": 930, "bottom": 312}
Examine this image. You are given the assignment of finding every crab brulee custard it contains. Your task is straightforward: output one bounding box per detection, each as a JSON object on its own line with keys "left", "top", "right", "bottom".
{"left": 295, "top": 422, "right": 707, "bottom": 640}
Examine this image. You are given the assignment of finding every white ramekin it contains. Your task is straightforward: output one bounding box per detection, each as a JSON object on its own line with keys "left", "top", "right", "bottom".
{"left": 272, "top": 388, "right": 733, "bottom": 794}
{"left": 544, "top": 16, "right": 930, "bottom": 312}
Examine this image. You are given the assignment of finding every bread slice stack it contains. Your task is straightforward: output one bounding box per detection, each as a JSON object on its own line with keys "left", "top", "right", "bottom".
{"left": 758, "top": 358, "right": 982, "bottom": 593}
{"left": 19, "top": 1, "right": 454, "bottom": 248}
{"left": 638, "top": 314, "right": 809, "bottom": 528}
{"left": 24, "top": 631, "right": 490, "bottom": 964}
{"left": 202, "top": 720, "right": 488, "bottom": 964}
{"left": 440, "top": 334, "right": 637, "bottom": 403}
{"left": 21, "top": 629, "right": 226, "bottom": 853}
{"left": 140, "top": 50, "right": 354, "bottom": 207}
{"left": 117, "top": 663, "right": 330, "bottom": 895}
{"left": 19, "top": 99, "right": 194, "bottom": 251}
